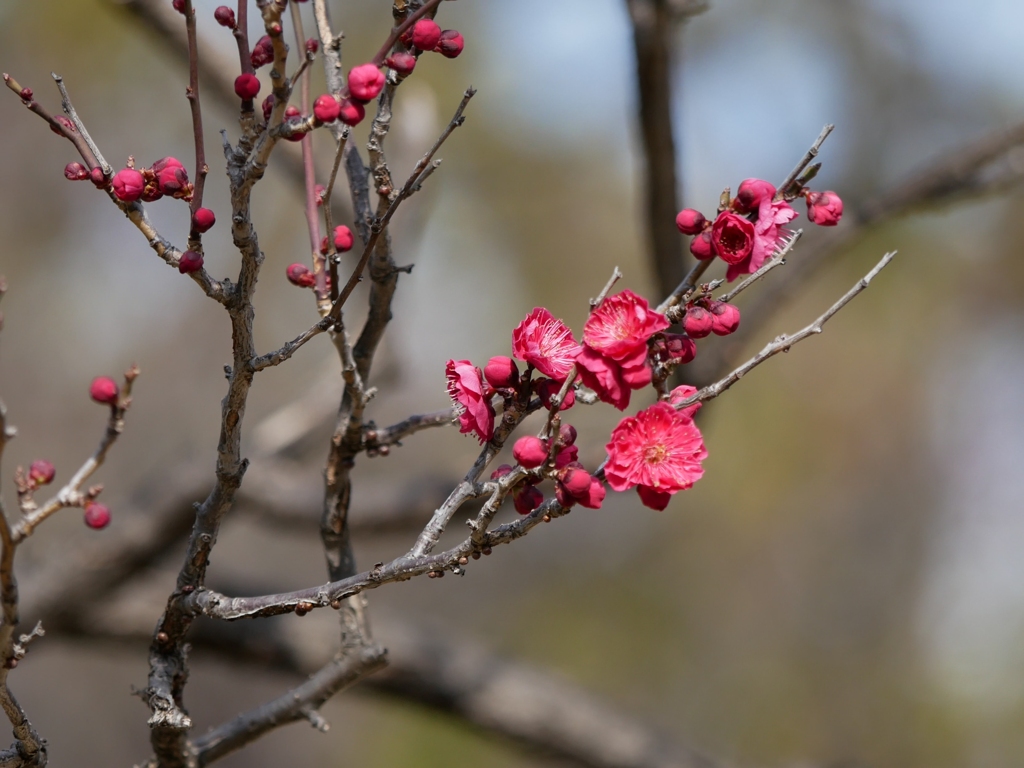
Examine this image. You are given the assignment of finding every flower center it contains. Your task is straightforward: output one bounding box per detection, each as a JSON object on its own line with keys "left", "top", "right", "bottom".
{"left": 643, "top": 442, "right": 668, "bottom": 465}
{"left": 721, "top": 225, "right": 746, "bottom": 254}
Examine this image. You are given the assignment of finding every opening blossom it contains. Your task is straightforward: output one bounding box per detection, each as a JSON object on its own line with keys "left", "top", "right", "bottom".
{"left": 446, "top": 359, "right": 495, "bottom": 443}
{"left": 604, "top": 401, "right": 707, "bottom": 511}
{"left": 725, "top": 198, "right": 798, "bottom": 282}
{"left": 511, "top": 308, "right": 581, "bottom": 381}
{"left": 575, "top": 290, "right": 669, "bottom": 411}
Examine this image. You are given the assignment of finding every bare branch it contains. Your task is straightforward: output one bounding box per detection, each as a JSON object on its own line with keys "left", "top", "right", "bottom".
{"left": 775, "top": 124, "right": 834, "bottom": 201}
{"left": 714, "top": 229, "right": 803, "bottom": 305}
{"left": 182, "top": 0, "right": 209, "bottom": 247}
{"left": 677, "top": 251, "right": 897, "bottom": 410}
{"left": 12, "top": 365, "right": 139, "bottom": 542}
{"left": 192, "top": 645, "right": 387, "bottom": 766}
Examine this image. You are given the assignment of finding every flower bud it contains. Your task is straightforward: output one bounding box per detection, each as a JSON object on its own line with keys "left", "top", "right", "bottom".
{"left": 286, "top": 263, "right": 316, "bottom": 288}
{"left": 89, "top": 376, "right": 119, "bottom": 405}
{"left": 558, "top": 423, "right": 577, "bottom": 446}
{"left": 347, "top": 64, "right": 385, "bottom": 102}
{"left": 554, "top": 444, "right": 578, "bottom": 469}
{"left": 111, "top": 168, "right": 145, "bottom": 202}
{"left": 214, "top": 5, "right": 235, "bottom": 27}
{"left": 711, "top": 212, "right": 755, "bottom": 264}
{"left": 315, "top": 184, "right": 326, "bottom": 205}
{"left": 385, "top": 52, "right": 417, "bottom": 75}
{"left": 234, "top": 73, "right": 261, "bottom": 100}
{"left": 652, "top": 333, "right": 696, "bottom": 365}
{"left": 682, "top": 306, "right": 714, "bottom": 338}
{"left": 490, "top": 464, "right": 514, "bottom": 481}
{"left": 484, "top": 356, "right": 519, "bottom": 389}
{"left": 554, "top": 481, "right": 577, "bottom": 509}
{"left": 577, "top": 478, "right": 606, "bottom": 509}
{"left": 192, "top": 207, "right": 216, "bottom": 233}
{"left": 29, "top": 460, "right": 55, "bottom": 486}
{"left": 436, "top": 29, "right": 465, "bottom": 58}
{"left": 734, "top": 178, "right": 776, "bottom": 213}
{"left": 689, "top": 230, "right": 714, "bottom": 260}
{"left": 49, "top": 116, "right": 76, "bottom": 136}
{"left": 90, "top": 167, "right": 107, "bottom": 188}
{"left": 333, "top": 225, "right": 354, "bottom": 252}
{"left": 675, "top": 208, "right": 706, "bottom": 235}
{"left": 178, "top": 250, "right": 204, "bottom": 274}
{"left": 267, "top": 21, "right": 282, "bottom": 37}
{"left": 513, "top": 485, "right": 544, "bottom": 515}
{"left": 305, "top": 38, "right": 319, "bottom": 54}
{"left": 18, "top": 87, "right": 32, "bottom": 101}
{"left": 313, "top": 94, "right": 339, "bottom": 123}
{"left": 84, "top": 503, "right": 111, "bottom": 530}
{"left": 709, "top": 301, "right": 740, "bottom": 335}
{"left": 154, "top": 158, "right": 190, "bottom": 197}
{"left": 251, "top": 35, "right": 274, "bottom": 68}
{"left": 411, "top": 19, "right": 442, "bottom": 51}
{"left": 338, "top": 98, "right": 365, "bottom": 126}
{"left": 536, "top": 378, "right": 575, "bottom": 410}
{"left": 560, "top": 466, "right": 592, "bottom": 497}
{"left": 512, "top": 436, "right": 548, "bottom": 469}
{"left": 262, "top": 94, "right": 275, "bottom": 122}
{"left": 806, "top": 190, "right": 843, "bottom": 226}
{"left": 172, "top": 0, "right": 186, "bottom": 13}
{"left": 64, "top": 162, "right": 89, "bottom": 181}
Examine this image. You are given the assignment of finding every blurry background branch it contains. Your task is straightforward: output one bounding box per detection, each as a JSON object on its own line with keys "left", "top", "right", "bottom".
{"left": 624, "top": 0, "right": 708, "bottom": 298}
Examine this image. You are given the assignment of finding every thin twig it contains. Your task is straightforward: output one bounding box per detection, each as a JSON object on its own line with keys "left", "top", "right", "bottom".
{"left": 12, "top": 365, "right": 139, "bottom": 542}
{"left": 183, "top": 0, "right": 208, "bottom": 246}
{"left": 715, "top": 229, "right": 803, "bottom": 304}
{"left": 52, "top": 73, "right": 111, "bottom": 176}
{"left": 676, "top": 251, "right": 897, "bottom": 410}
{"left": 775, "top": 124, "right": 833, "bottom": 201}
{"left": 327, "top": 88, "right": 475, "bottom": 322}
{"left": 370, "top": 0, "right": 444, "bottom": 67}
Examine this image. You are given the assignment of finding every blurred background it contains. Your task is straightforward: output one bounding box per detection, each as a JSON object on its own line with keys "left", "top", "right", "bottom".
{"left": 2, "top": 0, "right": 1024, "bottom": 766}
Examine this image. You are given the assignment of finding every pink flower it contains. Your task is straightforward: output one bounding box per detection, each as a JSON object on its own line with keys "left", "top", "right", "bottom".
{"left": 669, "top": 385, "right": 702, "bottom": 419}
{"left": 511, "top": 307, "right": 581, "bottom": 381}
{"left": 575, "top": 345, "right": 629, "bottom": 410}
{"left": 725, "top": 198, "right": 797, "bottom": 282}
{"left": 446, "top": 360, "right": 495, "bottom": 443}
{"left": 583, "top": 290, "right": 669, "bottom": 363}
{"left": 711, "top": 212, "right": 755, "bottom": 265}
{"left": 806, "top": 190, "right": 843, "bottom": 226}
{"left": 604, "top": 402, "right": 707, "bottom": 508}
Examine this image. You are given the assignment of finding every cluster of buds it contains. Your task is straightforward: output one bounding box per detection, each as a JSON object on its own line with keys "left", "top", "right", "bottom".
{"left": 675, "top": 178, "right": 843, "bottom": 281}
{"left": 682, "top": 299, "right": 740, "bottom": 338}
{"left": 494, "top": 423, "right": 604, "bottom": 515}
{"left": 398, "top": 19, "right": 465, "bottom": 63}
{"left": 109, "top": 157, "right": 194, "bottom": 204}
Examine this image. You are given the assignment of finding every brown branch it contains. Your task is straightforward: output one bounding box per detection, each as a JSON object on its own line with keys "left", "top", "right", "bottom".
{"left": 775, "top": 124, "right": 834, "bottom": 202}
{"left": 12, "top": 365, "right": 139, "bottom": 542}
{"left": 3, "top": 73, "right": 100, "bottom": 171}
{"left": 192, "top": 645, "right": 387, "bottom": 766}
{"left": 625, "top": 0, "right": 708, "bottom": 300}
{"left": 182, "top": 0, "right": 208, "bottom": 246}
{"left": 676, "top": 251, "right": 897, "bottom": 411}
{"left": 327, "top": 87, "right": 475, "bottom": 322}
